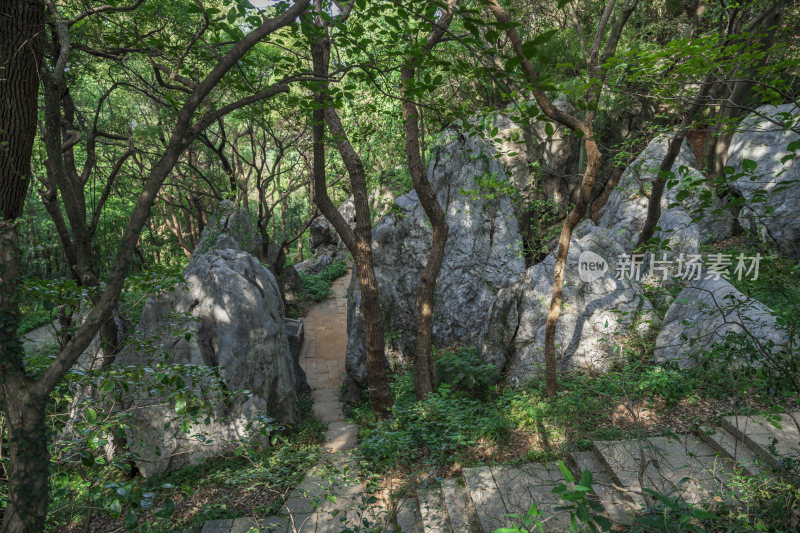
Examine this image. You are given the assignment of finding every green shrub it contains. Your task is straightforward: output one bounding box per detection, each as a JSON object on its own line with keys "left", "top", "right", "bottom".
{"left": 435, "top": 346, "right": 499, "bottom": 395}
{"left": 298, "top": 259, "right": 348, "bottom": 302}
{"left": 358, "top": 372, "right": 510, "bottom": 470}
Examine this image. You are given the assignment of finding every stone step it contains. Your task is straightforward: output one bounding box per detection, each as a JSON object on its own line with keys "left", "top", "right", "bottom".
{"left": 720, "top": 412, "right": 800, "bottom": 471}
{"left": 393, "top": 496, "right": 424, "bottom": 533}
{"left": 196, "top": 516, "right": 291, "bottom": 533}
{"left": 462, "top": 466, "right": 508, "bottom": 533}
{"left": 418, "top": 487, "right": 452, "bottom": 532}
{"left": 464, "top": 462, "right": 571, "bottom": 532}
{"left": 440, "top": 478, "right": 482, "bottom": 532}
{"left": 569, "top": 450, "right": 638, "bottom": 525}
{"left": 594, "top": 435, "right": 734, "bottom": 508}
{"left": 697, "top": 426, "right": 763, "bottom": 477}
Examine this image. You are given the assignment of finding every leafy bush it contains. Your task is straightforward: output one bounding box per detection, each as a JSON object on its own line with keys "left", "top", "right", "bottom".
{"left": 435, "top": 346, "right": 499, "bottom": 395}
{"left": 298, "top": 259, "right": 349, "bottom": 302}
{"left": 358, "top": 372, "right": 510, "bottom": 470}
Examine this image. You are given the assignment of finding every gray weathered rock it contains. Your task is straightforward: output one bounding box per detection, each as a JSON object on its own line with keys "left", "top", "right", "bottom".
{"left": 597, "top": 136, "right": 702, "bottom": 255}
{"left": 475, "top": 100, "right": 580, "bottom": 210}
{"left": 480, "top": 222, "right": 655, "bottom": 385}
{"left": 728, "top": 103, "right": 800, "bottom": 258}
{"left": 116, "top": 204, "right": 297, "bottom": 477}
{"left": 345, "top": 135, "right": 526, "bottom": 390}
{"left": 191, "top": 199, "right": 261, "bottom": 260}
{"left": 295, "top": 253, "right": 332, "bottom": 275}
{"left": 278, "top": 265, "right": 303, "bottom": 303}
{"left": 309, "top": 217, "right": 339, "bottom": 250}
{"left": 654, "top": 277, "right": 789, "bottom": 368}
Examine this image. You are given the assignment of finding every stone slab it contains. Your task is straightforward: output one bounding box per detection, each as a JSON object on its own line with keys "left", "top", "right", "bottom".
{"left": 595, "top": 435, "right": 732, "bottom": 506}
{"left": 418, "top": 487, "right": 451, "bottom": 532}
{"left": 698, "top": 427, "right": 763, "bottom": 477}
{"left": 570, "top": 450, "right": 638, "bottom": 525}
{"left": 441, "top": 478, "right": 481, "bottom": 532}
{"left": 462, "top": 466, "right": 508, "bottom": 533}
{"left": 395, "top": 497, "right": 423, "bottom": 533}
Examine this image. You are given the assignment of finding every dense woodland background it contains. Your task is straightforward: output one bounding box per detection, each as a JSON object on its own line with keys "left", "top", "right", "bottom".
{"left": 0, "top": 0, "right": 798, "bottom": 531}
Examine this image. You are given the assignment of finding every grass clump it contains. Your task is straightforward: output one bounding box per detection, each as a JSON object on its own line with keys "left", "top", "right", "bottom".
{"left": 298, "top": 259, "right": 349, "bottom": 302}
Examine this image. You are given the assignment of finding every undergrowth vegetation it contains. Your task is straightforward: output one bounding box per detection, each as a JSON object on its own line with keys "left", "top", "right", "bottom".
{"left": 43, "top": 393, "right": 324, "bottom": 532}
{"left": 297, "top": 259, "right": 349, "bottom": 302}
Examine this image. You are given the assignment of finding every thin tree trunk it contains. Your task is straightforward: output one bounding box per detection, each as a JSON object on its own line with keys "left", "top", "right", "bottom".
{"left": 310, "top": 21, "right": 392, "bottom": 416}
{"left": 489, "top": 0, "right": 636, "bottom": 396}
{"left": 636, "top": 77, "right": 715, "bottom": 249}
{"left": 705, "top": 4, "right": 784, "bottom": 178}
{"left": 399, "top": 0, "right": 457, "bottom": 399}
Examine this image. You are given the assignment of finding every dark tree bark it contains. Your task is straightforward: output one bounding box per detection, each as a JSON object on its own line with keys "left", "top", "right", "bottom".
{"left": 702, "top": 3, "right": 784, "bottom": 178}
{"left": 635, "top": 77, "right": 715, "bottom": 249}
{"left": 490, "top": 0, "right": 637, "bottom": 397}
{"left": 0, "top": 0, "right": 44, "bottom": 221}
{"left": 400, "top": 0, "right": 457, "bottom": 400}
{"left": 0, "top": 2, "right": 48, "bottom": 530}
{"left": 310, "top": 8, "right": 393, "bottom": 416}
{"left": 0, "top": 1, "right": 309, "bottom": 529}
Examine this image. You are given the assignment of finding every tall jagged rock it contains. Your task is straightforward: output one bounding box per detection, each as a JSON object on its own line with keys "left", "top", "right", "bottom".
{"left": 480, "top": 222, "right": 656, "bottom": 385}
{"left": 115, "top": 202, "right": 297, "bottom": 477}
{"left": 728, "top": 103, "right": 800, "bottom": 258}
{"left": 345, "top": 135, "right": 526, "bottom": 393}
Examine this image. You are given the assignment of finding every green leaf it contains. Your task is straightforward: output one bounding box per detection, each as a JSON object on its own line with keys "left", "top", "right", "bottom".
{"left": 124, "top": 509, "right": 139, "bottom": 530}
{"left": 156, "top": 498, "right": 175, "bottom": 518}
{"left": 108, "top": 499, "right": 122, "bottom": 518}
{"left": 545, "top": 123, "right": 554, "bottom": 137}
{"left": 86, "top": 407, "right": 97, "bottom": 424}
{"left": 532, "top": 29, "right": 558, "bottom": 46}
{"left": 578, "top": 469, "right": 592, "bottom": 488}
{"left": 741, "top": 158, "right": 757, "bottom": 172}
{"left": 557, "top": 461, "right": 574, "bottom": 483}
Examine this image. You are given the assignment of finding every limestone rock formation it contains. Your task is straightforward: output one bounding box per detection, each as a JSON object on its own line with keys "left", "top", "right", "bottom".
{"left": 479, "top": 100, "right": 580, "bottom": 211}
{"left": 728, "top": 103, "right": 800, "bottom": 258}
{"left": 309, "top": 217, "right": 338, "bottom": 250}
{"left": 295, "top": 253, "right": 332, "bottom": 275}
{"left": 480, "top": 222, "right": 656, "bottom": 385}
{"left": 345, "top": 135, "right": 526, "bottom": 392}
{"left": 596, "top": 136, "right": 702, "bottom": 255}
{"left": 191, "top": 199, "right": 261, "bottom": 261}
{"left": 654, "top": 277, "right": 788, "bottom": 368}
{"left": 116, "top": 203, "right": 298, "bottom": 477}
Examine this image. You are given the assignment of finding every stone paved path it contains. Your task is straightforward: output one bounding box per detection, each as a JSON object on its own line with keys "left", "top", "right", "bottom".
{"left": 300, "top": 271, "right": 359, "bottom": 453}
{"left": 195, "top": 270, "right": 375, "bottom": 533}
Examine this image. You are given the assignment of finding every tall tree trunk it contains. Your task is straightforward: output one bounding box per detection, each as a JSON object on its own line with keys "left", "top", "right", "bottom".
{"left": 0, "top": 1, "right": 48, "bottom": 529}
{"left": 490, "top": 0, "right": 636, "bottom": 396}
{"left": 1, "top": 377, "right": 49, "bottom": 533}
{"left": 703, "top": 3, "right": 784, "bottom": 178}
{"left": 399, "top": 0, "right": 457, "bottom": 399}
{"left": 310, "top": 21, "right": 392, "bottom": 416}
{"left": 0, "top": 0, "right": 43, "bottom": 221}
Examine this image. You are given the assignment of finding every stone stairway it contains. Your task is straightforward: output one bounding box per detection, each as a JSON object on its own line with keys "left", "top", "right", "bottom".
{"left": 189, "top": 273, "right": 371, "bottom": 533}
{"left": 400, "top": 411, "right": 799, "bottom": 533}
{"left": 189, "top": 409, "right": 797, "bottom": 532}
